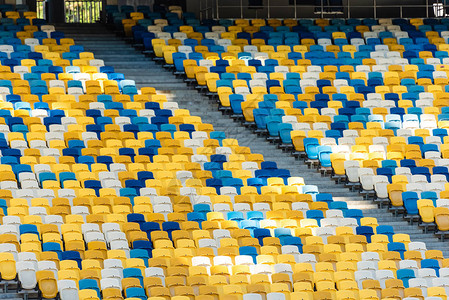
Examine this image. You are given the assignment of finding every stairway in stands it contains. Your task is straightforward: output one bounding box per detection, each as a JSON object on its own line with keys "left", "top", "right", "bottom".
{"left": 59, "top": 24, "right": 449, "bottom": 255}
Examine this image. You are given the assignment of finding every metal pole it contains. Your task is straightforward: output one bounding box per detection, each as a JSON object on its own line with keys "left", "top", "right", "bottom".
{"left": 267, "top": 0, "right": 270, "bottom": 19}
{"left": 294, "top": 0, "right": 297, "bottom": 19}
{"left": 321, "top": 0, "right": 324, "bottom": 18}
{"left": 240, "top": 0, "right": 243, "bottom": 18}
{"left": 199, "top": 0, "right": 202, "bottom": 20}
{"left": 216, "top": 0, "right": 219, "bottom": 19}
{"left": 373, "top": 0, "right": 376, "bottom": 19}
{"left": 426, "top": 0, "right": 429, "bottom": 18}
{"left": 347, "top": 0, "right": 351, "bottom": 19}
{"left": 400, "top": 5, "right": 402, "bottom": 18}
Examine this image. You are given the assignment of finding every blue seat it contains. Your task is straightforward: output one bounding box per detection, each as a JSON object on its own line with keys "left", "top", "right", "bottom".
{"left": 127, "top": 213, "right": 146, "bottom": 225}
{"left": 397, "top": 269, "right": 416, "bottom": 288}
{"left": 421, "top": 259, "right": 440, "bottom": 276}
{"left": 274, "top": 228, "right": 292, "bottom": 238}
{"left": 279, "top": 236, "right": 302, "bottom": 252}
{"left": 130, "top": 249, "right": 150, "bottom": 267}
{"left": 303, "top": 138, "right": 320, "bottom": 160}
{"left": 187, "top": 212, "right": 206, "bottom": 227}
{"left": 343, "top": 209, "right": 363, "bottom": 224}
{"left": 402, "top": 192, "right": 419, "bottom": 216}
{"left": 247, "top": 211, "right": 264, "bottom": 221}
{"left": 433, "top": 166, "right": 449, "bottom": 181}
{"left": 125, "top": 287, "right": 146, "bottom": 300}
{"left": 376, "top": 167, "right": 394, "bottom": 182}
{"left": 254, "top": 228, "right": 271, "bottom": 245}
{"left": 123, "top": 268, "right": 144, "bottom": 286}
{"left": 306, "top": 210, "right": 324, "bottom": 225}
{"left": 240, "top": 220, "right": 259, "bottom": 235}
{"left": 42, "top": 242, "right": 62, "bottom": 259}
{"left": 161, "top": 222, "right": 180, "bottom": 239}
{"left": 316, "top": 193, "right": 333, "bottom": 204}
{"left": 20, "top": 224, "right": 39, "bottom": 237}
{"left": 60, "top": 251, "right": 82, "bottom": 269}
{"left": 356, "top": 226, "right": 374, "bottom": 243}
{"left": 239, "top": 246, "right": 258, "bottom": 263}
{"left": 388, "top": 242, "right": 406, "bottom": 259}
{"left": 317, "top": 145, "right": 332, "bottom": 168}
{"left": 79, "top": 279, "right": 100, "bottom": 298}
{"left": 411, "top": 166, "right": 431, "bottom": 182}
{"left": 376, "top": 225, "right": 395, "bottom": 242}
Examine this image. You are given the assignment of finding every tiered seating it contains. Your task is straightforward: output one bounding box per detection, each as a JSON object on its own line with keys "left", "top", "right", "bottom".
{"left": 0, "top": 4, "right": 448, "bottom": 300}
{"left": 126, "top": 12, "right": 449, "bottom": 238}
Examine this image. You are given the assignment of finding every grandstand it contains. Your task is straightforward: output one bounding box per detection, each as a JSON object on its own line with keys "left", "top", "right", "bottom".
{"left": 0, "top": 0, "right": 449, "bottom": 300}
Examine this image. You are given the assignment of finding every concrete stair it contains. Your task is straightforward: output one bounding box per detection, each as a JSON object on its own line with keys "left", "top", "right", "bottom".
{"left": 59, "top": 24, "right": 449, "bottom": 257}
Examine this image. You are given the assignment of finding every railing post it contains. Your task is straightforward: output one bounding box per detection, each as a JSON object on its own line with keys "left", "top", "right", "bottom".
{"left": 267, "top": 0, "right": 270, "bottom": 19}
{"left": 216, "top": 0, "right": 219, "bottom": 19}
{"left": 294, "top": 0, "right": 297, "bottom": 19}
{"left": 347, "top": 0, "right": 351, "bottom": 19}
{"left": 320, "top": 0, "right": 324, "bottom": 19}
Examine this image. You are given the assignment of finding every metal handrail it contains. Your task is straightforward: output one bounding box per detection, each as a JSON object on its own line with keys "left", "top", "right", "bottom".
{"left": 208, "top": 0, "right": 447, "bottom": 20}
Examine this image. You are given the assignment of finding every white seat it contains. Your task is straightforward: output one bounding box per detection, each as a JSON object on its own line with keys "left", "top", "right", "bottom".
{"left": 398, "top": 260, "right": 418, "bottom": 273}
{"left": 440, "top": 268, "right": 449, "bottom": 278}
{"left": 142, "top": 269, "right": 164, "bottom": 282}
{"left": 251, "top": 264, "right": 272, "bottom": 275}
{"left": 101, "top": 269, "right": 122, "bottom": 281}
{"left": 38, "top": 261, "right": 58, "bottom": 278}
{"left": 243, "top": 294, "right": 263, "bottom": 300}
{"left": 103, "top": 259, "right": 123, "bottom": 276}
{"left": 58, "top": 279, "right": 78, "bottom": 300}
{"left": 213, "top": 229, "right": 231, "bottom": 242}
{"left": 106, "top": 232, "right": 127, "bottom": 245}
{"left": 339, "top": 218, "right": 358, "bottom": 232}
{"left": 198, "top": 239, "right": 217, "bottom": 255}
{"left": 355, "top": 270, "right": 373, "bottom": 289}
{"left": 191, "top": 256, "right": 211, "bottom": 268}
{"left": 109, "top": 241, "right": 130, "bottom": 254}
{"left": 273, "top": 263, "right": 293, "bottom": 275}
{"left": 45, "top": 215, "right": 64, "bottom": 228}
{"left": 267, "top": 293, "right": 285, "bottom": 300}
{"left": 361, "top": 252, "right": 380, "bottom": 262}
{"left": 213, "top": 256, "right": 233, "bottom": 268}
{"left": 100, "top": 278, "right": 121, "bottom": 290}
{"left": 418, "top": 269, "right": 437, "bottom": 286}
{"left": 325, "top": 210, "right": 343, "bottom": 218}
{"left": 17, "top": 261, "right": 37, "bottom": 289}
{"left": 297, "top": 254, "right": 317, "bottom": 266}
{"left": 320, "top": 218, "right": 340, "bottom": 229}
{"left": 376, "top": 270, "right": 395, "bottom": 289}
{"left": 357, "top": 261, "right": 377, "bottom": 276}
{"left": 234, "top": 203, "right": 251, "bottom": 215}
{"left": 82, "top": 224, "right": 101, "bottom": 234}
{"left": 408, "top": 242, "right": 427, "bottom": 258}
{"left": 315, "top": 227, "right": 335, "bottom": 243}
{"left": 18, "top": 252, "right": 38, "bottom": 267}
{"left": 291, "top": 202, "right": 309, "bottom": 214}
{"left": 437, "top": 199, "right": 449, "bottom": 208}
{"left": 409, "top": 278, "right": 428, "bottom": 295}
{"left": 213, "top": 203, "right": 231, "bottom": 215}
